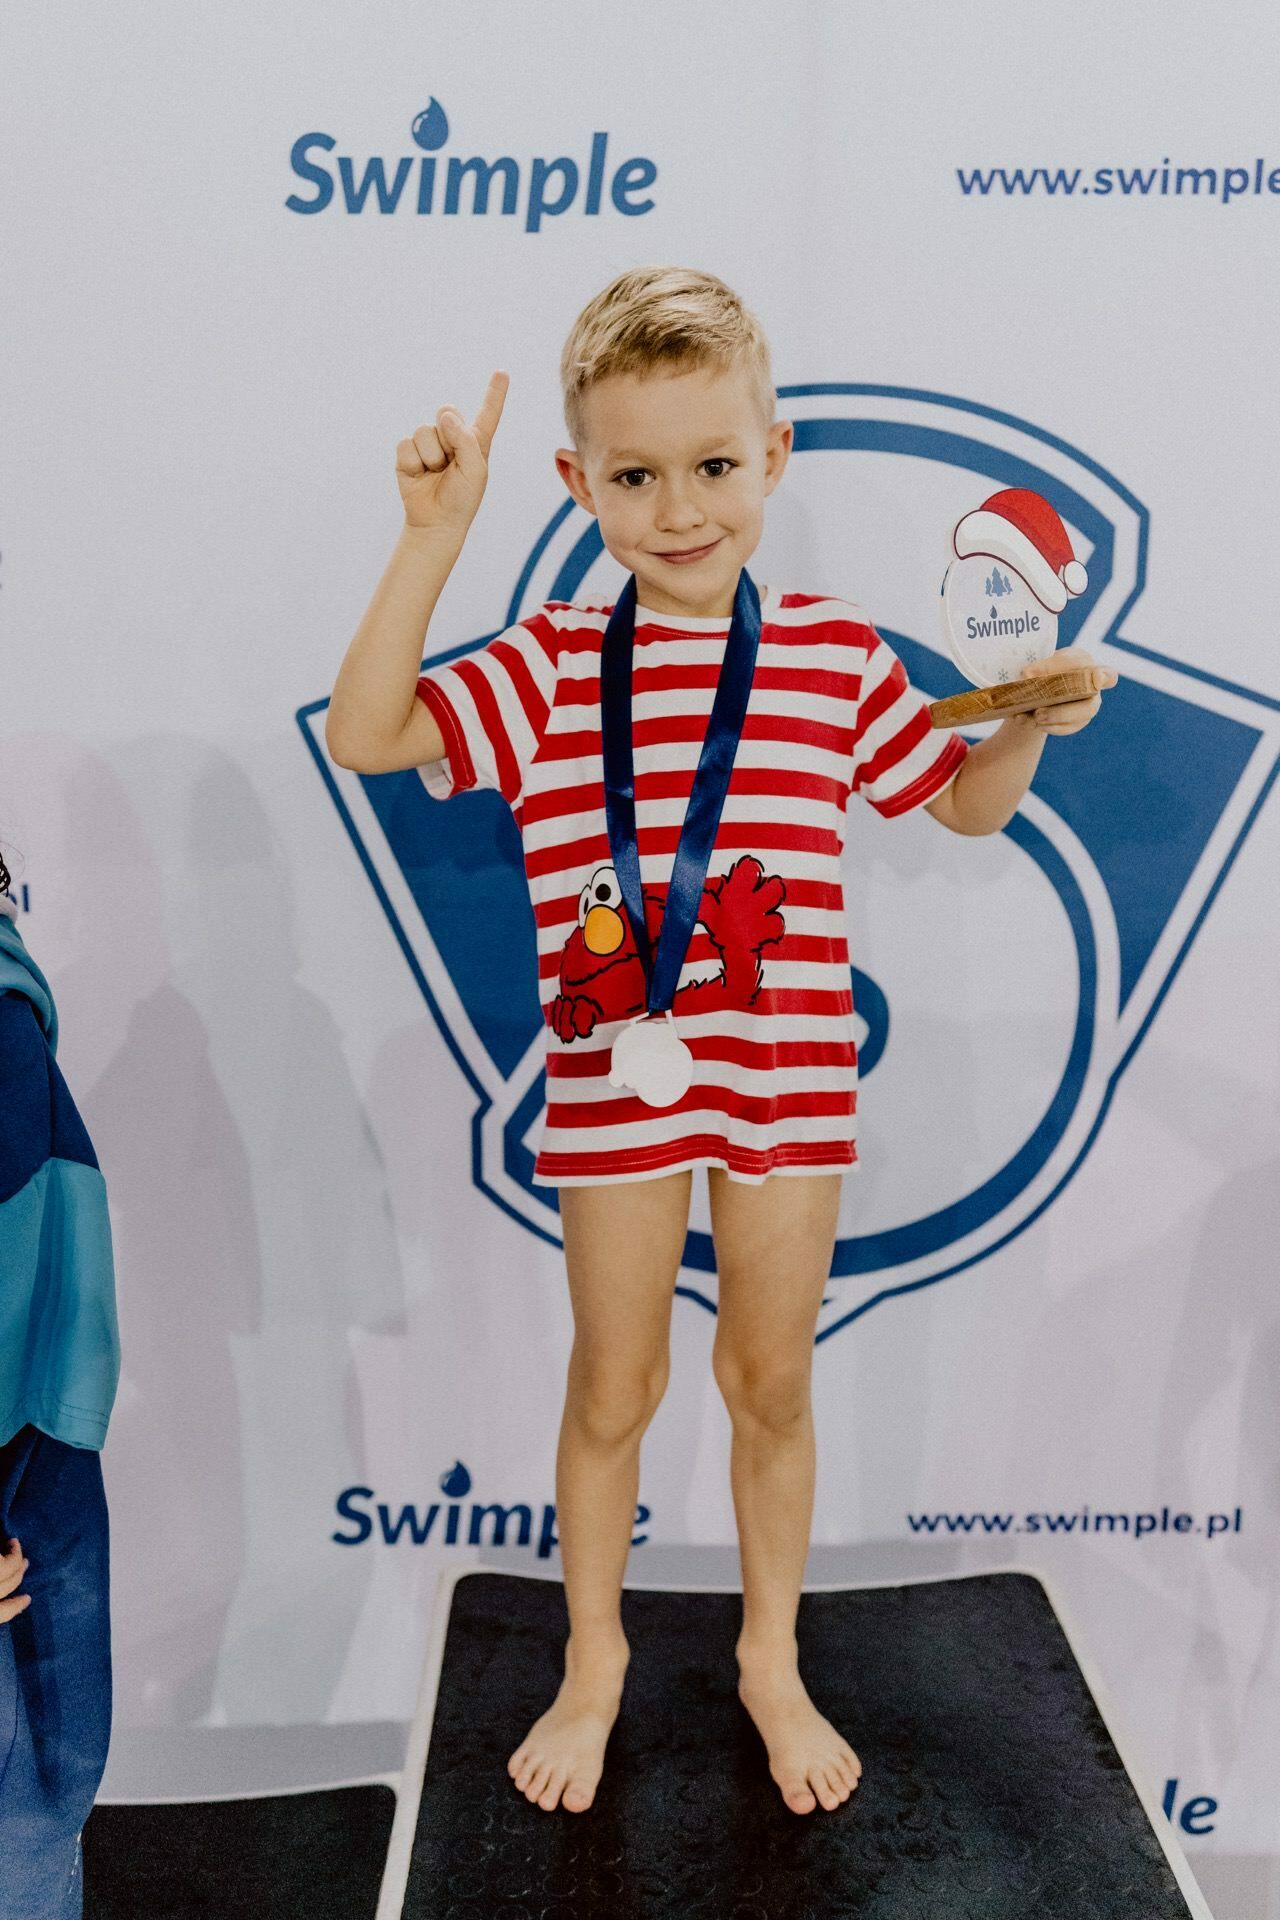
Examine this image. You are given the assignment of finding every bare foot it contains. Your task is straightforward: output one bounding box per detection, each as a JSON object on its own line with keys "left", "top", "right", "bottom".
{"left": 736, "top": 1649, "right": 862, "bottom": 1814}
{"left": 507, "top": 1634, "right": 630, "bottom": 1813}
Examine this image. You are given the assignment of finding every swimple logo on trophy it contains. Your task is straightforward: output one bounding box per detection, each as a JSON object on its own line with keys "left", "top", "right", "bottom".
{"left": 930, "top": 487, "right": 1096, "bottom": 728}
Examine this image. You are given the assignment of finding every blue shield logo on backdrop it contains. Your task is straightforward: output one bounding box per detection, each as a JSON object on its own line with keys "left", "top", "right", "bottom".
{"left": 299, "top": 385, "right": 1280, "bottom": 1341}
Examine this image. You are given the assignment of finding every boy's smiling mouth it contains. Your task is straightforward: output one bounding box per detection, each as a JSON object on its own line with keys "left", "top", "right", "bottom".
{"left": 654, "top": 538, "right": 722, "bottom": 564}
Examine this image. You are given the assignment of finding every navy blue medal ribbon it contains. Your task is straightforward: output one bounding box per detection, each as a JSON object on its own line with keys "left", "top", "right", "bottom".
{"left": 600, "top": 568, "right": 762, "bottom": 1016}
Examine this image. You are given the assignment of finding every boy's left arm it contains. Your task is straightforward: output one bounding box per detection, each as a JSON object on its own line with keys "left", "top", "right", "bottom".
{"left": 924, "top": 648, "right": 1120, "bottom": 836}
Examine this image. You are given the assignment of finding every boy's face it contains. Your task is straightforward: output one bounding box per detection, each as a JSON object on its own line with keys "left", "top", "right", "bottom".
{"left": 554, "top": 361, "right": 792, "bottom": 619}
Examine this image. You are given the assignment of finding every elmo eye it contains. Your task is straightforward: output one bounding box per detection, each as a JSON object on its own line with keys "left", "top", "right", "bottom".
{"left": 577, "top": 886, "right": 591, "bottom": 926}
{"left": 588, "top": 867, "right": 621, "bottom": 911}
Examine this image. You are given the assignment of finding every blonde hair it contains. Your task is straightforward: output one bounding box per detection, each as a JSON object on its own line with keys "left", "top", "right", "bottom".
{"left": 560, "top": 265, "right": 775, "bottom": 452}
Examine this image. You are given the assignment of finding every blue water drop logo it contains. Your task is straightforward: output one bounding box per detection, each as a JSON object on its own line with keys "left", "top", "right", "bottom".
{"left": 440, "top": 1460, "right": 471, "bottom": 1497}
{"left": 411, "top": 99, "right": 449, "bottom": 151}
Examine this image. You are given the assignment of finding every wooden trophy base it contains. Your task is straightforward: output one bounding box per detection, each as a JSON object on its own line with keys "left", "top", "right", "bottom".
{"left": 929, "top": 667, "right": 1098, "bottom": 729}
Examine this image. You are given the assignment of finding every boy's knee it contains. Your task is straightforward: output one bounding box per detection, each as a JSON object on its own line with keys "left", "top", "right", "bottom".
{"left": 712, "top": 1352, "right": 810, "bottom": 1432}
{"left": 570, "top": 1361, "right": 668, "bottom": 1445}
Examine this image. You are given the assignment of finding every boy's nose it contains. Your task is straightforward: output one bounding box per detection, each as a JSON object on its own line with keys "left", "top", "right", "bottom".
{"left": 654, "top": 488, "right": 705, "bottom": 533}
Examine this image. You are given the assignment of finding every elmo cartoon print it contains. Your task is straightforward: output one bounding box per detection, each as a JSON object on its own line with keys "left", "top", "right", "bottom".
{"left": 549, "top": 854, "right": 787, "bottom": 1043}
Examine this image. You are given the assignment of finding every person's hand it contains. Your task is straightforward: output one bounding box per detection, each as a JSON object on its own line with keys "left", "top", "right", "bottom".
{"left": 395, "top": 370, "right": 510, "bottom": 537}
{"left": 0, "top": 1536, "right": 30, "bottom": 1623}
{"left": 1017, "top": 648, "right": 1120, "bottom": 734}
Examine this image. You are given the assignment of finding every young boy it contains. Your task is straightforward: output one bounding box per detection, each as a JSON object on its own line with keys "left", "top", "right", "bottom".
{"left": 326, "top": 266, "right": 1116, "bottom": 1819}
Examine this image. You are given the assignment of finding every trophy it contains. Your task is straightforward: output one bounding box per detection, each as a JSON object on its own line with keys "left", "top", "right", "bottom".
{"left": 929, "top": 487, "right": 1098, "bottom": 728}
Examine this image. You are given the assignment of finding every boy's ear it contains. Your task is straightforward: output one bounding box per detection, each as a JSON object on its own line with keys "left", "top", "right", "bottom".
{"left": 554, "top": 447, "right": 597, "bottom": 517}
{"left": 763, "top": 419, "right": 793, "bottom": 496}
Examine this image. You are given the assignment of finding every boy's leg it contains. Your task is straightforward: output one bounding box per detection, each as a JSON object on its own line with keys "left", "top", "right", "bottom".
{"left": 0, "top": 1423, "right": 111, "bottom": 1919}
{"left": 508, "top": 1168, "right": 691, "bottom": 1814}
{"left": 707, "top": 1167, "right": 861, "bottom": 1815}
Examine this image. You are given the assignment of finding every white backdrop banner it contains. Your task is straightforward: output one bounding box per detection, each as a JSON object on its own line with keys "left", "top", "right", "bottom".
{"left": 3, "top": 4, "right": 1278, "bottom": 1910}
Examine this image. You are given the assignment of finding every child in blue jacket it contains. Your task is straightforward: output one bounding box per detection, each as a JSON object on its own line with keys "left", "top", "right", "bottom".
{"left": 0, "top": 857, "right": 120, "bottom": 1920}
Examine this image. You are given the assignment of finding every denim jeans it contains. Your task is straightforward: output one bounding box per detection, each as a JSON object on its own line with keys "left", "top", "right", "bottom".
{"left": 0, "top": 1424, "right": 111, "bottom": 1920}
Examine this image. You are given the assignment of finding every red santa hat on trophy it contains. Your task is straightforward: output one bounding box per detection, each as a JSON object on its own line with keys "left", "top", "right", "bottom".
{"left": 951, "top": 488, "right": 1088, "bottom": 615}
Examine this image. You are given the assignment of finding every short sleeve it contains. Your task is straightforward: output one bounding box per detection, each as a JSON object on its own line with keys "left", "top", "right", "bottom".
{"left": 849, "top": 621, "right": 970, "bottom": 818}
{"left": 413, "top": 604, "right": 561, "bottom": 807}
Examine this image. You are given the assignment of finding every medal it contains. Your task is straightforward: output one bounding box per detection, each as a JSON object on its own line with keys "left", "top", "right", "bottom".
{"left": 607, "top": 1010, "right": 694, "bottom": 1107}
{"left": 600, "top": 570, "right": 762, "bottom": 1108}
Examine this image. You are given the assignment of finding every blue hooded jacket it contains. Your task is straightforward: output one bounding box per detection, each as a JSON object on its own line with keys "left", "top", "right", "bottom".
{"left": 0, "top": 894, "right": 120, "bottom": 1450}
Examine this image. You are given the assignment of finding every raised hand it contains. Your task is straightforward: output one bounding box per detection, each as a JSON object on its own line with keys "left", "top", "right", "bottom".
{"left": 395, "top": 369, "right": 510, "bottom": 537}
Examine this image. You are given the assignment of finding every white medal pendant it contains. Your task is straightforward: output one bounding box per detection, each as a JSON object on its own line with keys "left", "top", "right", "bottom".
{"left": 608, "top": 1010, "right": 694, "bottom": 1108}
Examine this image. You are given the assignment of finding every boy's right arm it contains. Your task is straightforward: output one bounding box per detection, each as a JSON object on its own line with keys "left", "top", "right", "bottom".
{"left": 325, "top": 372, "right": 509, "bottom": 775}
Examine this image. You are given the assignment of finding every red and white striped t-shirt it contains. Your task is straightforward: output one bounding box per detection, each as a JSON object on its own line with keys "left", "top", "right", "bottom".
{"left": 414, "top": 583, "right": 968, "bottom": 1187}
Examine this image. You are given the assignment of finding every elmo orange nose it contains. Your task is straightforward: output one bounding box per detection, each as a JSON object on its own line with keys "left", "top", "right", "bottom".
{"left": 583, "top": 904, "right": 625, "bottom": 955}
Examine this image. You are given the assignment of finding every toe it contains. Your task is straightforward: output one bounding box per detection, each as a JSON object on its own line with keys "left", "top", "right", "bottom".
{"left": 537, "top": 1773, "right": 564, "bottom": 1811}
{"left": 812, "top": 1769, "right": 839, "bottom": 1811}
{"left": 782, "top": 1776, "right": 817, "bottom": 1814}
{"left": 563, "top": 1778, "right": 595, "bottom": 1813}
{"left": 523, "top": 1761, "right": 550, "bottom": 1801}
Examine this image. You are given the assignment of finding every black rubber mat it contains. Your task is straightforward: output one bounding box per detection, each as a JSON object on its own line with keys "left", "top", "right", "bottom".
{"left": 83, "top": 1783, "right": 394, "bottom": 1919}
{"left": 403, "top": 1570, "right": 1204, "bottom": 1919}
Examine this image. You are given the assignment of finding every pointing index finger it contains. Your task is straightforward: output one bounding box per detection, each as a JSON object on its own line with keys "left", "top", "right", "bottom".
{"left": 471, "top": 370, "right": 509, "bottom": 456}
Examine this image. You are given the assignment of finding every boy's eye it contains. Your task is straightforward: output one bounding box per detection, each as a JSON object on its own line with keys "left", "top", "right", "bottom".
{"left": 611, "top": 458, "right": 738, "bottom": 489}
